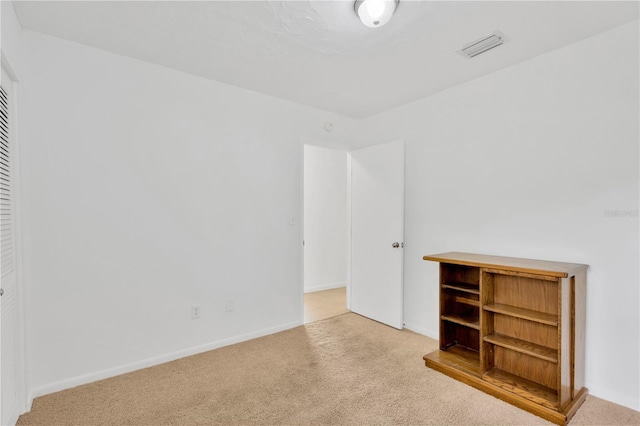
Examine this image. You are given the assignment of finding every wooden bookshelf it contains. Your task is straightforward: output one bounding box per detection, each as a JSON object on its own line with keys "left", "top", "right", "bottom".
{"left": 423, "top": 252, "right": 588, "bottom": 425}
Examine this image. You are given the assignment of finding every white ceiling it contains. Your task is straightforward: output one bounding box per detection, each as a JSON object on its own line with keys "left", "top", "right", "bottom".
{"left": 12, "top": 1, "right": 639, "bottom": 118}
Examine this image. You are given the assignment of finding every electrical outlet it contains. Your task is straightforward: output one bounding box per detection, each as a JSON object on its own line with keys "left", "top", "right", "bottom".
{"left": 225, "top": 298, "right": 234, "bottom": 312}
{"left": 191, "top": 305, "right": 201, "bottom": 320}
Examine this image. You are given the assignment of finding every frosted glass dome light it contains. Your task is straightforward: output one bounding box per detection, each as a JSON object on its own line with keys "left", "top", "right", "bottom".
{"left": 355, "top": 0, "right": 399, "bottom": 28}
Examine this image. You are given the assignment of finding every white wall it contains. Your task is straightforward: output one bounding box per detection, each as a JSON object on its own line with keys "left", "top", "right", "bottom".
{"left": 360, "top": 21, "right": 640, "bottom": 410}
{"left": 1, "top": 1, "right": 22, "bottom": 77}
{"left": 303, "top": 145, "right": 347, "bottom": 293}
{"left": 18, "top": 29, "right": 358, "bottom": 396}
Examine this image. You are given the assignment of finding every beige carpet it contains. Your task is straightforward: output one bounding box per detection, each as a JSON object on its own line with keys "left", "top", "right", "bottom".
{"left": 18, "top": 313, "right": 640, "bottom": 425}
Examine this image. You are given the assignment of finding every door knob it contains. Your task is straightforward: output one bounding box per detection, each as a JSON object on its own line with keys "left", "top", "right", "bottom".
{"left": 392, "top": 242, "right": 400, "bottom": 248}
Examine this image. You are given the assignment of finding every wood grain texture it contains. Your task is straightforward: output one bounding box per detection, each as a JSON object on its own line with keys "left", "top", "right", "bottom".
{"left": 442, "top": 282, "right": 480, "bottom": 294}
{"left": 493, "top": 346, "right": 557, "bottom": 390}
{"left": 494, "top": 315, "right": 558, "bottom": 349}
{"left": 423, "top": 252, "right": 587, "bottom": 278}
{"left": 454, "top": 295, "right": 479, "bottom": 307}
{"left": 483, "top": 368, "right": 558, "bottom": 410}
{"left": 484, "top": 303, "right": 558, "bottom": 326}
{"left": 439, "top": 264, "right": 447, "bottom": 350}
{"left": 483, "top": 268, "right": 559, "bottom": 282}
{"left": 442, "top": 289, "right": 478, "bottom": 321}
{"left": 573, "top": 270, "right": 587, "bottom": 397}
{"left": 424, "top": 345, "right": 481, "bottom": 377}
{"left": 442, "top": 318, "right": 480, "bottom": 351}
{"left": 564, "top": 387, "right": 589, "bottom": 424}
{"left": 559, "top": 276, "right": 572, "bottom": 410}
{"left": 484, "top": 333, "right": 557, "bottom": 363}
{"left": 441, "top": 263, "right": 480, "bottom": 286}
{"left": 441, "top": 262, "right": 481, "bottom": 350}
{"left": 480, "top": 271, "right": 495, "bottom": 373}
{"left": 441, "top": 314, "right": 480, "bottom": 330}
{"left": 492, "top": 274, "right": 558, "bottom": 315}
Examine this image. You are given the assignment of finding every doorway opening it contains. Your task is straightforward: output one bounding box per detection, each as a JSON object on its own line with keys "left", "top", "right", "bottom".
{"left": 302, "top": 144, "right": 350, "bottom": 324}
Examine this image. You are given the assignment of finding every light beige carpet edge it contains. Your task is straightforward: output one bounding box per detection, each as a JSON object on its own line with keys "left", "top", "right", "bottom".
{"left": 18, "top": 313, "right": 640, "bottom": 425}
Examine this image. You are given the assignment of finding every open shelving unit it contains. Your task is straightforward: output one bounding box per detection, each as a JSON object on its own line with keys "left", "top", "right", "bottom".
{"left": 423, "top": 252, "right": 588, "bottom": 425}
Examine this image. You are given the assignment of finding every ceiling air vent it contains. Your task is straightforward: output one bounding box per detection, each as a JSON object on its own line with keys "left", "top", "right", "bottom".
{"left": 458, "top": 31, "right": 506, "bottom": 58}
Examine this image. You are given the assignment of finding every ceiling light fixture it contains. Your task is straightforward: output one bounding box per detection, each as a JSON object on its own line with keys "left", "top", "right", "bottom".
{"left": 355, "top": 0, "right": 399, "bottom": 28}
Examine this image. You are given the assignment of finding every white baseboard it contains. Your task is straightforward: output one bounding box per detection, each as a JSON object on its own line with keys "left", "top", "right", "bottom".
{"left": 587, "top": 384, "right": 639, "bottom": 412}
{"left": 403, "top": 322, "right": 438, "bottom": 340}
{"left": 304, "top": 282, "right": 346, "bottom": 293}
{"left": 4, "top": 401, "right": 18, "bottom": 426}
{"left": 31, "top": 320, "right": 301, "bottom": 399}
{"left": 25, "top": 391, "right": 33, "bottom": 412}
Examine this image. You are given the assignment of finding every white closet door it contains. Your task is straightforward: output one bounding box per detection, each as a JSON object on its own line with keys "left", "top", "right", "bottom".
{"left": 1, "top": 66, "right": 19, "bottom": 426}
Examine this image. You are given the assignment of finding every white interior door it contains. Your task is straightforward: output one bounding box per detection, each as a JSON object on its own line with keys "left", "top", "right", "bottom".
{"left": 350, "top": 140, "right": 404, "bottom": 329}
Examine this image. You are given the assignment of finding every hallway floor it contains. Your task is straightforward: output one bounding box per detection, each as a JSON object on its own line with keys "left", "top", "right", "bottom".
{"left": 303, "top": 287, "right": 348, "bottom": 324}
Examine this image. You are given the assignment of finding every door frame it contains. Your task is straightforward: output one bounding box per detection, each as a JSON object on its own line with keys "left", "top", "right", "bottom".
{"left": 1, "top": 51, "right": 30, "bottom": 422}
{"left": 299, "top": 139, "right": 352, "bottom": 323}
{"left": 299, "top": 138, "right": 405, "bottom": 326}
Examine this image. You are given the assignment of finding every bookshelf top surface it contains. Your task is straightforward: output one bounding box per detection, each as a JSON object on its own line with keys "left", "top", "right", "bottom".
{"left": 423, "top": 252, "right": 588, "bottom": 278}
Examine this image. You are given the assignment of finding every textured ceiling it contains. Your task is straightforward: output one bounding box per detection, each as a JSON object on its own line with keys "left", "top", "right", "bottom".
{"left": 12, "top": 1, "right": 640, "bottom": 118}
